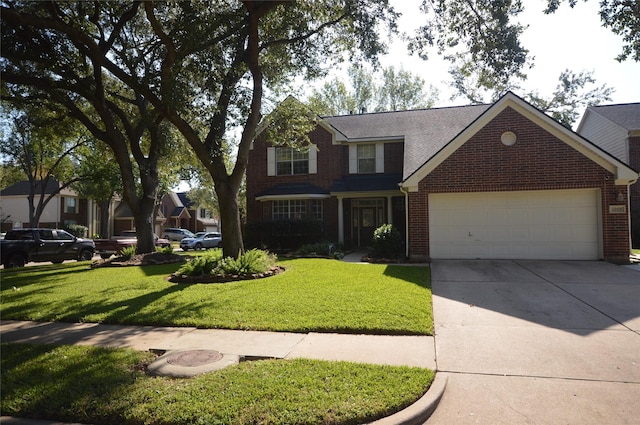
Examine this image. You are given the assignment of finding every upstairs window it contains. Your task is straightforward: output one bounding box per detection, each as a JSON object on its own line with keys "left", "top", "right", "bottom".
{"left": 349, "top": 143, "right": 384, "bottom": 174}
{"left": 267, "top": 145, "right": 317, "bottom": 176}
{"left": 276, "top": 147, "right": 309, "bottom": 176}
{"left": 357, "top": 144, "right": 376, "bottom": 173}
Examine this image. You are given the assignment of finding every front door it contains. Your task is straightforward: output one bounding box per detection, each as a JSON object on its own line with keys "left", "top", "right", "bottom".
{"left": 359, "top": 207, "right": 376, "bottom": 246}
{"left": 352, "top": 199, "right": 385, "bottom": 247}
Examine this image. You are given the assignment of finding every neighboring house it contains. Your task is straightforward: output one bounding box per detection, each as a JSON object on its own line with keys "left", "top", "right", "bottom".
{"left": 111, "top": 197, "right": 166, "bottom": 237}
{"left": 577, "top": 103, "right": 640, "bottom": 247}
{"left": 0, "top": 179, "right": 101, "bottom": 235}
{"left": 159, "top": 192, "right": 219, "bottom": 234}
{"left": 247, "top": 92, "right": 639, "bottom": 263}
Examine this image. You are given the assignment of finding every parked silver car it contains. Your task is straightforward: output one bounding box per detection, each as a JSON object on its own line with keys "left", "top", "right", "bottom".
{"left": 162, "top": 228, "right": 195, "bottom": 241}
{"left": 179, "top": 232, "right": 222, "bottom": 250}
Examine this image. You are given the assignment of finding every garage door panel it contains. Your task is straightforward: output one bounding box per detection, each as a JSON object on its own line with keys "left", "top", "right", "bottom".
{"left": 429, "top": 190, "right": 599, "bottom": 260}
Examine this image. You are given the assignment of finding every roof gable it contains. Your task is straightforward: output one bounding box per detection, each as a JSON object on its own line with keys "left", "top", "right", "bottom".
{"left": 402, "top": 92, "right": 639, "bottom": 190}
{"left": 323, "top": 104, "right": 490, "bottom": 179}
{"left": 579, "top": 103, "right": 640, "bottom": 132}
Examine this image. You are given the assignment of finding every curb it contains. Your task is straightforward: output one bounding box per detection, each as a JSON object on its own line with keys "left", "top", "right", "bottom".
{"left": 367, "top": 372, "right": 447, "bottom": 425}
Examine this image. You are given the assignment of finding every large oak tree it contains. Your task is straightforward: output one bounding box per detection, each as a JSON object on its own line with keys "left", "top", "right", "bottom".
{"left": 1, "top": 1, "right": 399, "bottom": 257}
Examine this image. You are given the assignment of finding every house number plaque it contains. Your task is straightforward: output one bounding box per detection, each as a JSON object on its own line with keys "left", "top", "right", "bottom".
{"left": 609, "top": 205, "right": 626, "bottom": 214}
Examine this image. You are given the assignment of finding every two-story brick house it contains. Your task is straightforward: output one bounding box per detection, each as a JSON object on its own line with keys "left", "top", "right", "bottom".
{"left": 247, "top": 92, "right": 638, "bottom": 263}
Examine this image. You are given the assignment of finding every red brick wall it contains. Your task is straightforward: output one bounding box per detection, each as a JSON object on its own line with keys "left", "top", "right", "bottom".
{"left": 628, "top": 135, "right": 640, "bottom": 247}
{"left": 408, "top": 107, "right": 631, "bottom": 263}
{"left": 247, "top": 126, "right": 342, "bottom": 221}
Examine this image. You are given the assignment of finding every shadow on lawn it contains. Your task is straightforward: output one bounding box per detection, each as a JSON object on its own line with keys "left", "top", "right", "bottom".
{"left": 382, "top": 264, "right": 431, "bottom": 289}
{"left": 0, "top": 343, "right": 148, "bottom": 423}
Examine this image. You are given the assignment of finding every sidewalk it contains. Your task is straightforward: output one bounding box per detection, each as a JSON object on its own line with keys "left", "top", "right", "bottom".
{"left": 0, "top": 320, "right": 435, "bottom": 369}
{"left": 1, "top": 320, "right": 442, "bottom": 424}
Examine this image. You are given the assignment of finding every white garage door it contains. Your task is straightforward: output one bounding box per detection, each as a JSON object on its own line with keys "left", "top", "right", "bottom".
{"left": 429, "top": 189, "right": 600, "bottom": 260}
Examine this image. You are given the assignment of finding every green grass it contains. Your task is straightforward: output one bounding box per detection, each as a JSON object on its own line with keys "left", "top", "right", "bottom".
{"left": 0, "top": 258, "right": 432, "bottom": 335}
{"left": 1, "top": 343, "right": 435, "bottom": 425}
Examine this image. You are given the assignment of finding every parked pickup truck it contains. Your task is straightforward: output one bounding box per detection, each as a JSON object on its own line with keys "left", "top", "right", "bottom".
{"left": 94, "top": 231, "right": 171, "bottom": 259}
{"left": 0, "top": 228, "right": 95, "bottom": 268}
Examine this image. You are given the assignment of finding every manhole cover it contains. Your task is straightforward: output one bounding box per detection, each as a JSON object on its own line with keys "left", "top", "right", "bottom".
{"left": 165, "top": 350, "right": 223, "bottom": 367}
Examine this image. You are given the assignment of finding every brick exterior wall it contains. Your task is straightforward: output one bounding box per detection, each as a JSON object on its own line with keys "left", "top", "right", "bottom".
{"left": 629, "top": 135, "right": 640, "bottom": 248}
{"left": 247, "top": 124, "right": 405, "bottom": 248}
{"left": 408, "top": 107, "right": 631, "bottom": 263}
{"left": 247, "top": 126, "right": 341, "bottom": 219}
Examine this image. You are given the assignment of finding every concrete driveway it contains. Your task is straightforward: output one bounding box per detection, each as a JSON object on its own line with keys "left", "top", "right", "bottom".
{"left": 425, "top": 260, "right": 640, "bottom": 425}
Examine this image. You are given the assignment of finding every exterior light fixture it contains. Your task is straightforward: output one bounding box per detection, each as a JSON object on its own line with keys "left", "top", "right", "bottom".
{"left": 501, "top": 131, "right": 517, "bottom": 146}
{"left": 616, "top": 191, "right": 625, "bottom": 202}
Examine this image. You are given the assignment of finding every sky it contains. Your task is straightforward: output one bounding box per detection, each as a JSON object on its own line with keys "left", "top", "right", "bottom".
{"left": 375, "top": 0, "right": 640, "bottom": 108}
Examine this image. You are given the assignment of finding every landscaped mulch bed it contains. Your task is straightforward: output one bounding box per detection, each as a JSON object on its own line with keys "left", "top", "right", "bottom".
{"left": 168, "top": 265, "right": 285, "bottom": 284}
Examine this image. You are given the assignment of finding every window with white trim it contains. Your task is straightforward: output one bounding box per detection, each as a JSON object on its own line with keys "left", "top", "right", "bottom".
{"left": 272, "top": 199, "right": 322, "bottom": 221}
{"left": 349, "top": 143, "right": 384, "bottom": 174}
{"left": 357, "top": 144, "right": 376, "bottom": 173}
{"left": 276, "top": 147, "right": 309, "bottom": 176}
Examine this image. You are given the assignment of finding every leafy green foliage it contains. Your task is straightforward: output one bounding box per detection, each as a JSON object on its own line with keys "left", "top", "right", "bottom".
{"left": 156, "top": 245, "right": 174, "bottom": 255}
{"left": 120, "top": 246, "right": 136, "bottom": 260}
{"left": 525, "top": 69, "right": 614, "bottom": 127}
{"left": 307, "top": 64, "right": 439, "bottom": 115}
{"left": 176, "top": 249, "right": 276, "bottom": 277}
{"left": 65, "top": 224, "right": 88, "bottom": 238}
{"left": 411, "top": 0, "right": 531, "bottom": 96}
{"left": 297, "top": 242, "right": 337, "bottom": 257}
{"left": 218, "top": 249, "right": 277, "bottom": 276}
{"left": 1, "top": 343, "right": 434, "bottom": 425}
{"left": 176, "top": 249, "right": 224, "bottom": 276}
{"left": 371, "top": 224, "right": 403, "bottom": 259}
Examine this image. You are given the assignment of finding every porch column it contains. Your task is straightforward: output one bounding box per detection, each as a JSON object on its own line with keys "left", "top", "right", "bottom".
{"left": 337, "top": 196, "right": 344, "bottom": 244}
{"left": 387, "top": 195, "right": 393, "bottom": 225}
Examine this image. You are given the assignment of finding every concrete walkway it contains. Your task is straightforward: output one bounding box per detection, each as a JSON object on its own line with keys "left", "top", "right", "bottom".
{"left": 0, "top": 320, "right": 436, "bottom": 369}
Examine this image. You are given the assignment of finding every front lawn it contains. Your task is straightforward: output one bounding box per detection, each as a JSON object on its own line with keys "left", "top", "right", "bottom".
{"left": 1, "top": 343, "right": 435, "bottom": 425}
{"left": 1, "top": 258, "right": 432, "bottom": 335}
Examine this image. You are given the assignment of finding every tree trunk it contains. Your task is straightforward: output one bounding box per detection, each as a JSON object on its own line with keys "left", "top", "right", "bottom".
{"left": 130, "top": 195, "right": 157, "bottom": 254}
{"left": 217, "top": 184, "right": 244, "bottom": 258}
{"left": 99, "top": 199, "right": 111, "bottom": 238}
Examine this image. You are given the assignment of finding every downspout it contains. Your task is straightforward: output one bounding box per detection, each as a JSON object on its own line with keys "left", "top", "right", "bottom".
{"left": 400, "top": 185, "right": 410, "bottom": 259}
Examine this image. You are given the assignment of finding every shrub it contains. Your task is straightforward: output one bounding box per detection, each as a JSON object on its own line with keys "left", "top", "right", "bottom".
{"left": 120, "top": 245, "right": 136, "bottom": 260}
{"left": 218, "top": 249, "right": 277, "bottom": 276}
{"left": 156, "top": 245, "right": 174, "bottom": 254}
{"left": 176, "top": 249, "right": 223, "bottom": 276}
{"left": 296, "top": 242, "right": 344, "bottom": 259}
{"left": 65, "top": 224, "right": 88, "bottom": 238}
{"left": 175, "top": 249, "right": 276, "bottom": 277}
{"left": 370, "top": 224, "right": 403, "bottom": 259}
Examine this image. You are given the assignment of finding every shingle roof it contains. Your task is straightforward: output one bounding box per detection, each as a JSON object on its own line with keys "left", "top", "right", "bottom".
{"left": 323, "top": 104, "right": 490, "bottom": 179}
{"left": 588, "top": 103, "right": 640, "bottom": 131}
{"left": 256, "top": 183, "right": 329, "bottom": 198}
{"left": 330, "top": 173, "right": 402, "bottom": 193}
{"left": 177, "top": 192, "right": 193, "bottom": 208}
{"left": 0, "top": 179, "right": 64, "bottom": 196}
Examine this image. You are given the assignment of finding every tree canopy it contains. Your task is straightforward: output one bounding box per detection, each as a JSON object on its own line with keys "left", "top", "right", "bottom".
{"left": 307, "top": 64, "right": 439, "bottom": 116}
{"left": 1, "top": 1, "right": 399, "bottom": 256}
